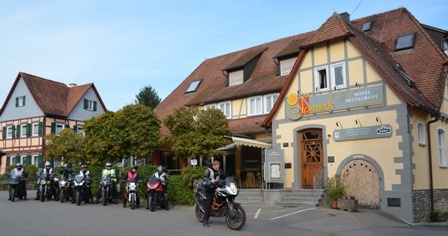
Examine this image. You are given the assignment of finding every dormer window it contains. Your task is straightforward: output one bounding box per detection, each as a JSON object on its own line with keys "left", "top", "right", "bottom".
{"left": 229, "top": 70, "right": 244, "bottom": 86}
{"left": 362, "top": 21, "right": 373, "bottom": 32}
{"left": 395, "top": 33, "right": 415, "bottom": 51}
{"left": 279, "top": 57, "right": 296, "bottom": 75}
{"left": 186, "top": 79, "right": 202, "bottom": 93}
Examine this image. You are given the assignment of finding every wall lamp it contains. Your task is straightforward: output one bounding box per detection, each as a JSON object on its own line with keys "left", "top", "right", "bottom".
{"left": 376, "top": 116, "right": 382, "bottom": 125}
{"left": 355, "top": 119, "right": 362, "bottom": 127}
{"left": 336, "top": 121, "right": 343, "bottom": 129}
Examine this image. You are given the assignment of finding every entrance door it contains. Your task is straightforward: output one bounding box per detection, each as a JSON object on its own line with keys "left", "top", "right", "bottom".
{"left": 300, "top": 129, "right": 323, "bottom": 189}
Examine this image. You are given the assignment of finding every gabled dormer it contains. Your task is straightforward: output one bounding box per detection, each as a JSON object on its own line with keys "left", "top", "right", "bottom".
{"left": 274, "top": 39, "right": 304, "bottom": 76}
{"left": 223, "top": 48, "right": 266, "bottom": 87}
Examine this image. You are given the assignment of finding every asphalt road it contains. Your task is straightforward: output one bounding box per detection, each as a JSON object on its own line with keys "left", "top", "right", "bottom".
{"left": 0, "top": 190, "right": 447, "bottom": 236}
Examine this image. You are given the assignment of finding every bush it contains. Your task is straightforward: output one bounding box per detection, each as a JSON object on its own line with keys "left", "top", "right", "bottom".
{"left": 324, "top": 174, "right": 346, "bottom": 200}
{"left": 167, "top": 166, "right": 207, "bottom": 205}
{"left": 432, "top": 211, "right": 448, "bottom": 222}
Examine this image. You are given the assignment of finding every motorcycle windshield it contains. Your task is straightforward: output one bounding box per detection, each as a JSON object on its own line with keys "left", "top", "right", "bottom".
{"left": 224, "top": 176, "right": 236, "bottom": 186}
{"left": 9, "top": 169, "right": 20, "bottom": 184}
{"left": 74, "top": 174, "right": 85, "bottom": 183}
{"left": 148, "top": 176, "right": 159, "bottom": 185}
{"left": 127, "top": 178, "right": 136, "bottom": 183}
{"left": 101, "top": 175, "right": 111, "bottom": 181}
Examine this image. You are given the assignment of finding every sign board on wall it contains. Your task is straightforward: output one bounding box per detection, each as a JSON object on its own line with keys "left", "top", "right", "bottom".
{"left": 333, "top": 125, "right": 392, "bottom": 142}
{"left": 264, "top": 149, "right": 284, "bottom": 183}
{"left": 286, "top": 84, "right": 384, "bottom": 120}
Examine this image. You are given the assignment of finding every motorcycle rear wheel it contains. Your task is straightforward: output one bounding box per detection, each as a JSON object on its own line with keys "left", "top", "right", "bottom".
{"left": 130, "top": 194, "right": 135, "bottom": 209}
{"left": 103, "top": 189, "right": 108, "bottom": 206}
{"left": 10, "top": 188, "right": 16, "bottom": 202}
{"left": 195, "top": 205, "right": 204, "bottom": 222}
{"left": 225, "top": 205, "right": 246, "bottom": 230}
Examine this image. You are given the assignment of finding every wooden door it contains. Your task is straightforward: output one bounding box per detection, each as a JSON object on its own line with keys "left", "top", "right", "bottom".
{"left": 300, "top": 129, "right": 323, "bottom": 189}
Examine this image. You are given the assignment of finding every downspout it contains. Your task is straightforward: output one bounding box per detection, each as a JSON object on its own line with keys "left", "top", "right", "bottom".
{"left": 426, "top": 115, "right": 439, "bottom": 220}
{"left": 42, "top": 115, "right": 47, "bottom": 160}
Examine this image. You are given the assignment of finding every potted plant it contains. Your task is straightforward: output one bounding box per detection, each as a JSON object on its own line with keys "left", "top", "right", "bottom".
{"left": 324, "top": 174, "right": 346, "bottom": 209}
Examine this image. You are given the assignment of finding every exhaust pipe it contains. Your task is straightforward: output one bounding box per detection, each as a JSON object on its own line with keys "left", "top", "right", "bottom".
{"left": 192, "top": 197, "right": 205, "bottom": 212}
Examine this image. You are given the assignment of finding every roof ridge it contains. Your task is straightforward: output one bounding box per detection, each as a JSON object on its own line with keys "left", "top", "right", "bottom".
{"left": 19, "top": 72, "right": 68, "bottom": 87}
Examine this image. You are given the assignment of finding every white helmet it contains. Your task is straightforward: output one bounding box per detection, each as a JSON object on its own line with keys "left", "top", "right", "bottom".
{"left": 157, "top": 165, "right": 163, "bottom": 171}
{"left": 106, "top": 162, "right": 112, "bottom": 167}
{"left": 45, "top": 161, "right": 51, "bottom": 167}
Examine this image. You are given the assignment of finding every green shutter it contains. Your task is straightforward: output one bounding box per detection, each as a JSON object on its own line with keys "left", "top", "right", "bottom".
{"left": 51, "top": 122, "right": 56, "bottom": 134}
{"left": 93, "top": 101, "right": 97, "bottom": 111}
{"left": 26, "top": 155, "right": 32, "bottom": 166}
{"left": 37, "top": 155, "right": 42, "bottom": 168}
{"left": 38, "top": 122, "right": 43, "bottom": 136}
{"left": 16, "top": 125, "right": 21, "bottom": 138}
{"left": 74, "top": 125, "right": 78, "bottom": 133}
{"left": 23, "top": 96, "right": 26, "bottom": 106}
{"left": 15, "top": 156, "right": 20, "bottom": 164}
{"left": 84, "top": 99, "right": 88, "bottom": 109}
{"left": 15, "top": 97, "right": 19, "bottom": 107}
{"left": 2, "top": 127, "right": 5, "bottom": 139}
{"left": 26, "top": 123, "right": 32, "bottom": 137}
{"left": 65, "top": 124, "right": 70, "bottom": 129}
{"left": 6, "top": 156, "right": 10, "bottom": 166}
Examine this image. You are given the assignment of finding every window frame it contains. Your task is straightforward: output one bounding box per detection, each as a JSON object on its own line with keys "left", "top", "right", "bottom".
{"left": 6, "top": 126, "right": 14, "bottom": 139}
{"left": 204, "top": 104, "right": 217, "bottom": 110}
{"left": 279, "top": 57, "right": 296, "bottom": 75}
{"left": 417, "top": 122, "right": 426, "bottom": 145}
{"left": 229, "top": 70, "right": 244, "bottom": 86}
{"left": 314, "top": 66, "right": 329, "bottom": 92}
{"left": 218, "top": 101, "right": 232, "bottom": 119}
{"left": 55, "top": 123, "right": 64, "bottom": 135}
{"left": 330, "top": 62, "right": 347, "bottom": 89}
{"left": 395, "top": 33, "right": 416, "bottom": 51}
{"left": 437, "top": 128, "right": 447, "bottom": 167}
{"left": 186, "top": 79, "right": 202, "bottom": 93}
{"left": 32, "top": 123, "right": 40, "bottom": 136}
{"left": 20, "top": 124, "right": 27, "bottom": 138}
{"left": 362, "top": 21, "right": 373, "bottom": 32}
{"left": 264, "top": 93, "right": 279, "bottom": 114}
{"left": 247, "top": 96, "right": 263, "bottom": 116}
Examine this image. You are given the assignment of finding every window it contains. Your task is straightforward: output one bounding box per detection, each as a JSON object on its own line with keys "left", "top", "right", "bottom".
{"left": 437, "top": 129, "right": 447, "bottom": 166}
{"left": 247, "top": 96, "right": 263, "bottom": 116}
{"left": 362, "top": 21, "right": 373, "bottom": 32}
{"left": 83, "top": 99, "right": 97, "bottom": 111}
{"left": 395, "top": 33, "right": 415, "bottom": 51}
{"left": 330, "top": 63, "right": 347, "bottom": 89}
{"left": 186, "top": 79, "right": 202, "bottom": 93}
{"left": 242, "top": 146, "right": 262, "bottom": 170}
{"left": 280, "top": 57, "right": 296, "bottom": 75}
{"left": 32, "top": 123, "right": 40, "bottom": 136}
{"left": 229, "top": 70, "right": 244, "bottom": 86}
{"left": 418, "top": 122, "right": 426, "bottom": 145}
{"left": 264, "top": 93, "right": 279, "bottom": 114}
{"left": 218, "top": 101, "right": 232, "bottom": 119}
{"left": 204, "top": 104, "right": 217, "bottom": 110}
{"left": 51, "top": 123, "right": 64, "bottom": 135}
{"left": 6, "top": 126, "right": 14, "bottom": 139}
{"left": 15, "top": 96, "right": 26, "bottom": 107}
{"left": 314, "top": 66, "right": 329, "bottom": 92}
{"left": 20, "top": 124, "right": 27, "bottom": 138}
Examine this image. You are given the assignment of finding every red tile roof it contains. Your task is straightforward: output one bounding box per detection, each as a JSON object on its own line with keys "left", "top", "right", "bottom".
{"left": 0, "top": 72, "right": 107, "bottom": 118}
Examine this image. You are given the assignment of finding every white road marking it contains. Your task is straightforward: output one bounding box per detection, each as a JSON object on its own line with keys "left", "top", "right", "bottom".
{"left": 254, "top": 208, "right": 261, "bottom": 218}
{"left": 270, "top": 208, "right": 315, "bottom": 220}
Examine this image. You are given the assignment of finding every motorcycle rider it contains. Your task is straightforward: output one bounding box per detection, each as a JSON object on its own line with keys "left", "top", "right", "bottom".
{"left": 101, "top": 162, "right": 117, "bottom": 201}
{"left": 59, "top": 164, "right": 73, "bottom": 200}
{"left": 152, "top": 165, "right": 169, "bottom": 210}
{"left": 35, "top": 161, "right": 54, "bottom": 200}
{"left": 202, "top": 160, "right": 226, "bottom": 228}
{"left": 123, "top": 165, "right": 139, "bottom": 208}
{"left": 9, "top": 163, "right": 28, "bottom": 200}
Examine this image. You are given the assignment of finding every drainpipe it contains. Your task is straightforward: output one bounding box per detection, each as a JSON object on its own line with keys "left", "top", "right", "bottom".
{"left": 426, "top": 115, "right": 439, "bottom": 220}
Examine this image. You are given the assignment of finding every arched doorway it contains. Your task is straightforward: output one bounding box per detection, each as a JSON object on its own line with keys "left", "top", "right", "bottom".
{"left": 300, "top": 129, "right": 323, "bottom": 189}
{"left": 341, "top": 159, "right": 380, "bottom": 209}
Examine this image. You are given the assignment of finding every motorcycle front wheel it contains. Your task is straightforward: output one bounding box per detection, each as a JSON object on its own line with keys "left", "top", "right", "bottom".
{"left": 40, "top": 188, "right": 45, "bottom": 202}
{"left": 195, "top": 205, "right": 204, "bottom": 222}
{"left": 225, "top": 205, "right": 246, "bottom": 230}
{"left": 103, "top": 189, "right": 108, "bottom": 206}
{"left": 149, "top": 196, "right": 156, "bottom": 212}
{"left": 60, "top": 190, "right": 65, "bottom": 203}
{"left": 10, "top": 188, "right": 16, "bottom": 202}
{"left": 130, "top": 194, "right": 135, "bottom": 209}
{"left": 76, "top": 190, "right": 81, "bottom": 206}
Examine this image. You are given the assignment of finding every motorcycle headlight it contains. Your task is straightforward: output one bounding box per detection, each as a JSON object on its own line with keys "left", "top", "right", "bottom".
{"left": 230, "top": 183, "right": 237, "bottom": 194}
{"left": 60, "top": 181, "right": 66, "bottom": 186}
{"left": 40, "top": 180, "right": 46, "bottom": 185}
{"left": 47, "top": 180, "right": 51, "bottom": 184}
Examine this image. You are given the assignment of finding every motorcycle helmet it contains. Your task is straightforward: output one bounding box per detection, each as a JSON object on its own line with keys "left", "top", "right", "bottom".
{"left": 63, "top": 164, "right": 68, "bottom": 168}
{"left": 106, "top": 162, "right": 112, "bottom": 168}
{"left": 16, "top": 163, "right": 23, "bottom": 169}
{"left": 45, "top": 161, "right": 51, "bottom": 167}
{"left": 131, "top": 165, "right": 138, "bottom": 170}
{"left": 81, "top": 164, "right": 87, "bottom": 168}
{"left": 157, "top": 165, "right": 163, "bottom": 171}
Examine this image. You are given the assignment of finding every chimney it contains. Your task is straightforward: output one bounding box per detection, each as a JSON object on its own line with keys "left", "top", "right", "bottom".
{"left": 69, "top": 83, "right": 77, "bottom": 87}
{"left": 339, "top": 12, "right": 350, "bottom": 22}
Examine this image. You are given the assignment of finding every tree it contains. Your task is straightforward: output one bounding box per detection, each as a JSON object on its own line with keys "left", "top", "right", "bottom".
{"left": 135, "top": 85, "right": 161, "bottom": 109}
{"left": 44, "top": 129, "right": 87, "bottom": 164}
{"left": 84, "top": 104, "right": 161, "bottom": 163}
{"left": 163, "top": 106, "right": 232, "bottom": 160}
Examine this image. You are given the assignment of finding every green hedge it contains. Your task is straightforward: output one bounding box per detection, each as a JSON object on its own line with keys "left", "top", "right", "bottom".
{"left": 167, "top": 166, "right": 207, "bottom": 205}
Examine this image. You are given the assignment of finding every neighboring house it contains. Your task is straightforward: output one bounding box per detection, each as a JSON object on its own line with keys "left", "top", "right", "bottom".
{"left": 154, "top": 8, "right": 448, "bottom": 222}
{"left": 0, "top": 72, "right": 107, "bottom": 174}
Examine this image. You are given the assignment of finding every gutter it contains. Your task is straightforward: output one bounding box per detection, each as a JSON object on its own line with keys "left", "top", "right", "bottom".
{"left": 426, "top": 115, "right": 439, "bottom": 220}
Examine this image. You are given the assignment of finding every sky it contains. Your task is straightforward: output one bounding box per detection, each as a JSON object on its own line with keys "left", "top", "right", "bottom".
{"left": 1, "top": 1, "right": 447, "bottom": 112}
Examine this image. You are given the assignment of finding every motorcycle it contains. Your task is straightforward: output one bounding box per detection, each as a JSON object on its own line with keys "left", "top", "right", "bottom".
{"left": 123, "top": 178, "right": 141, "bottom": 209}
{"left": 8, "top": 170, "right": 27, "bottom": 202}
{"left": 73, "top": 173, "right": 93, "bottom": 206}
{"left": 96, "top": 174, "right": 117, "bottom": 206}
{"left": 193, "top": 176, "right": 246, "bottom": 230}
{"left": 37, "top": 172, "right": 55, "bottom": 202}
{"left": 146, "top": 175, "right": 169, "bottom": 211}
{"left": 58, "top": 175, "right": 72, "bottom": 203}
